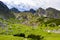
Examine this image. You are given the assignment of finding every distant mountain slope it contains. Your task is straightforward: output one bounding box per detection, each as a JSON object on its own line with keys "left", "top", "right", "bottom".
{"left": 24, "top": 9, "right": 36, "bottom": 13}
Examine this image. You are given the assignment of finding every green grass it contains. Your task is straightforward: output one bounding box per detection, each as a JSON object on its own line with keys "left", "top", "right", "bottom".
{"left": 0, "top": 35, "right": 24, "bottom": 40}
{"left": 45, "top": 37, "right": 60, "bottom": 40}
{"left": 0, "top": 24, "right": 60, "bottom": 40}
{"left": 0, "top": 18, "right": 60, "bottom": 40}
{"left": 44, "top": 33, "right": 60, "bottom": 40}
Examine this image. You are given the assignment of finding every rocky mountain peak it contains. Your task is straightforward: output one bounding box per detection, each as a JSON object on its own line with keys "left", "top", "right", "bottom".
{"left": 10, "top": 7, "right": 20, "bottom": 13}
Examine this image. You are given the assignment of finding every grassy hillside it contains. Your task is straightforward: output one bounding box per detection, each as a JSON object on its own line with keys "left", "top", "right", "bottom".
{"left": 0, "top": 3, "right": 60, "bottom": 40}
{"left": 0, "top": 17, "right": 60, "bottom": 40}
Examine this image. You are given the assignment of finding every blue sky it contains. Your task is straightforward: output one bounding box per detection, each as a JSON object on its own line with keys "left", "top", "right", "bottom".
{"left": 0, "top": 0, "right": 60, "bottom": 11}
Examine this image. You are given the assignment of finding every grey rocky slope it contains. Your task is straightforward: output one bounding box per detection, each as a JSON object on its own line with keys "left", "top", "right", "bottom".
{"left": 0, "top": 1, "right": 15, "bottom": 19}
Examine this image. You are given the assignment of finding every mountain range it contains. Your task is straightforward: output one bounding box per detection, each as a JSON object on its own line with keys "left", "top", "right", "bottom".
{"left": 0, "top": 1, "right": 60, "bottom": 19}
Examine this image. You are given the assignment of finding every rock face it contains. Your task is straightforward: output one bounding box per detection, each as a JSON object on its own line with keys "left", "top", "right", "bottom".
{"left": 36, "top": 8, "right": 46, "bottom": 17}
{"left": 0, "top": 1, "right": 15, "bottom": 19}
{"left": 46, "top": 7, "right": 60, "bottom": 19}
{"left": 36, "top": 7, "right": 60, "bottom": 19}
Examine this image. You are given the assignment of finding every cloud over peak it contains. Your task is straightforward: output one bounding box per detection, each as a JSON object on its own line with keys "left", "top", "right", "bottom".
{"left": 0, "top": 0, "right": 60, "bottom": 11}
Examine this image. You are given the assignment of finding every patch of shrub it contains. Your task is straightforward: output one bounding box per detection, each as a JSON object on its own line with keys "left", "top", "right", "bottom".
{"left": 27, "top": 34, "right": 44, "bottom": 40}
{"left": 13, "top": 33, "right": 25, "bottom": 38}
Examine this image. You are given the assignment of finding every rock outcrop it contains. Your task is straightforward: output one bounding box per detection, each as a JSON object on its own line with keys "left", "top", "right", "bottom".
{"left": 46, "top": 7, "right": 60, "bottom": 19}
{"left": 36, "top": 8, "right": 46, "bottom": 17}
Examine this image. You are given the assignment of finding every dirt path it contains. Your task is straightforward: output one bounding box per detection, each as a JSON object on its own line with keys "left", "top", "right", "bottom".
{"left": 46, "top": 29, "right": 60, "bottom": 33}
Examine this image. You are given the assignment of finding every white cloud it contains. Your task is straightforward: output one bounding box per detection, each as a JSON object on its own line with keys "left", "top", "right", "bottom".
{"left": 0, "top": 0, "right": 60, "bottom": 11}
